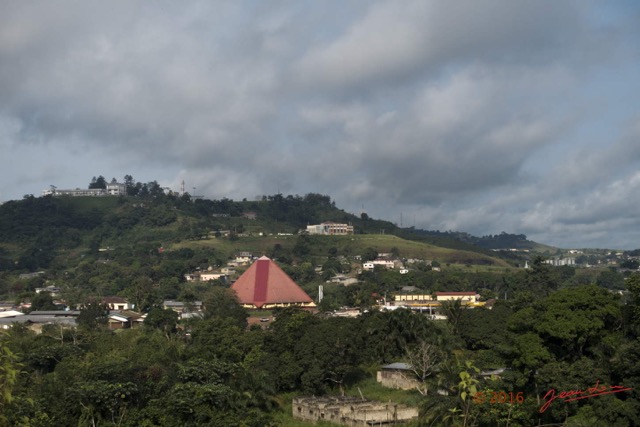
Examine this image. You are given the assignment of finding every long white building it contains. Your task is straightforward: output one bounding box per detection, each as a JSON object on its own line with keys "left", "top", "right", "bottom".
{"left": 306, "top": 221, "right": 354, "bottom": 235}
{"left": 42, "top": 181, "right": 126, "bottom": 197}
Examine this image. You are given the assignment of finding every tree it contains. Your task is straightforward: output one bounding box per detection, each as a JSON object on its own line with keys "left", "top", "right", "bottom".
{"left": 525, "top": 256, "right": 559, "bottom": 297}
{"left": 145, "top": 307, "right": 179, "bottom": 338}
{"left": 126, "top": 277, "right": 158, "bottom": 312}
{"left": 362, "top": 247, "right": 378, "bottom": 262}
{"left": 89, "top": 175, "right": 107, "bottom": 189}
{"left": 124, "top": 175, "right": 138, "bottom": 196}
{"left": 404, "top": 340, "right": 443, "bottom": 396}
{"left": 0, "top": 333, "right": 20, "bottom": 425}
{"left": 439, "top": 299, "right": 465, "bottom": 335}
{"left": 597, "top": 269, "right": 625, "bottom": 290}
{"left": 534, "top": 285, "right": 621, "bottom": 359}
{"left": 621, "top": 259, "right": 640, "bottom": 270}
{"left": 294, "top": 317, "right": 362, "bottom": 395}
{"left": 292, "top": 234, "right": 311, "bottom": 257}
{"left": 29, "top": 292, "right": 56, "bottom": 312}
{"left": 202, "top": 287, "right": 247, "bottom": 328}
{"left": 77, "top": 301, "right": 110, "bottom": 330}
{"left": 626, "top": 273, "right": 640, "bottom": 332}
{"left": 418, "top": 360, "right": 480, "bottom": 427}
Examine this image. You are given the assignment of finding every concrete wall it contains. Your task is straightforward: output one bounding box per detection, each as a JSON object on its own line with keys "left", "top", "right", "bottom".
{"left": 292, "top": 396, "right": 418, "bottom": 426}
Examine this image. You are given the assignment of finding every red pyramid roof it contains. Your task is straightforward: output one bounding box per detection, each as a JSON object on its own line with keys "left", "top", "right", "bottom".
{"left": 231, "top": 256, "right": 314, "bottom": 308}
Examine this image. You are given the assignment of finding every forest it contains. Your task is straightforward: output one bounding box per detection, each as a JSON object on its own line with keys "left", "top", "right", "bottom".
{"left": 1, "top": 272, "right": 639, "bottom": 426}
{"left": 0, "top": 180, "right": 639, "bottom": 426}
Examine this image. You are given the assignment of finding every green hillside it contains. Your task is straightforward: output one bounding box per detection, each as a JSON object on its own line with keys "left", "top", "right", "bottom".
{"left": 0, "top": 192, "right": 512, "bottom": 273}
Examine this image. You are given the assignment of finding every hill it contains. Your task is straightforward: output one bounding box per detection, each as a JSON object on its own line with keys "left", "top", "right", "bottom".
{"left": 0, "top": 192, "right": 528, "bottom": 273}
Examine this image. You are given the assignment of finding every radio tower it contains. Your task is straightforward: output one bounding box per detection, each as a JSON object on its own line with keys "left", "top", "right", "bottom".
{"left": 181, "top": 180, "right": 185, "bottom": 195}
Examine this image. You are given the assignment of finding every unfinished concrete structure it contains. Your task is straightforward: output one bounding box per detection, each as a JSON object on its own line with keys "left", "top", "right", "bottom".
{"left": 292, "top": 396, "right": 419, "bottom": 426}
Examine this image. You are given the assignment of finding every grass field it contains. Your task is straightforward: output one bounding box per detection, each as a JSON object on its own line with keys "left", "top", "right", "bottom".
{"left": 169, "top": 233, "right": 509, "bottom": 267}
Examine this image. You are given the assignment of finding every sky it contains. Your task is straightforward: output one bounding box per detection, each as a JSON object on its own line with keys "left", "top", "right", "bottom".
{"left": 1, "top": 1, "right": 640, "bottom": 249}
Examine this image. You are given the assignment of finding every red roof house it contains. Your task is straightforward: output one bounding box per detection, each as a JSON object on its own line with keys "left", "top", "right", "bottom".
{"left": 231, "top": 256, "right": 316, "bottom": 309}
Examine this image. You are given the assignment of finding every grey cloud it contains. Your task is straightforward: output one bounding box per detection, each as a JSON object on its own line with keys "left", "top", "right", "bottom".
{"left": 1, "top": 1, "right": 639, "bottom": 248}
{"left": 293, "top": 0, "right": 585, "bottom": 93}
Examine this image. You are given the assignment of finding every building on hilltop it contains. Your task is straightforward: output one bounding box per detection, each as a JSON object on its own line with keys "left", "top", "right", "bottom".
{"left": 231, "top": 256, "right": 316, "bottom": 309}
{"left": 42, "top": 180, "right": 126, "bottom": 197}
{"left": 306, "top": 222, "right": 354, "bottom": 235}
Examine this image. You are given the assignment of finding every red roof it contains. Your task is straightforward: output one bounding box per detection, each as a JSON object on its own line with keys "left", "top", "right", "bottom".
{"left": 231, "top": 256, "right": 313, "bottom": 308}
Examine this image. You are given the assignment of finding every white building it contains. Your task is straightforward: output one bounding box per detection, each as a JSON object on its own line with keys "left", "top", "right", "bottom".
{"left": 363, "top": 259, "right": 396, "bottom": 270}
{"left": 306, "top": 222, "right": 354, "bottom": 235}
{"left": 543, "top": 257, "right": 576, "bottom": 267}
{"left": 43, "top": 180, "right": 127, "bottom": 197}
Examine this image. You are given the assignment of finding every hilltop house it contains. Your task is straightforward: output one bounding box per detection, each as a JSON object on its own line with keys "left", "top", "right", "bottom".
{"left": 306, "top": 222, "right": 354, "bottom": 235}
{"left": 42, "top": 180, "right": 126, "bottom": 197}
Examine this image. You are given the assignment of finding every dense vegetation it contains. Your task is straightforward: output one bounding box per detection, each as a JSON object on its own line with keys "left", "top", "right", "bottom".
{"left": 1, "top": 182, "right": 639, "bottom": 426}
{"left": 1, "top": 272, "right": 640, "bottom": 426}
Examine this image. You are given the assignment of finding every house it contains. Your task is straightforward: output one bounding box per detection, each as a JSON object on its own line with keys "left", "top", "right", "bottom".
{"left": 306, "top": 222, "right": 354, "bottom": 235}
{"left": 377, "top": 363, "right": 421, "bottom": 390}
{"left": 221, "top": 267, "right": 236, "bottom": 275}
{"left": 393, "top": 293, "right": 484, "bottom": 310}
{"left": 107, "top": 311, "right": 144, "bottom": 330}
{"left": 435, "top": 292, "right": 480, "bottom": 303}
{"left": 35, "top": 286, "right": 61, "bottom": 296}
{"left": 328, "top": 275, "right": 359, "bottom": 286}
{"left": 1, "top": 310, "right": 80, "bottom": 333}
{"left": 231, "top": 256, "right": 316, "bottom": 310}
{"left": 42, "top": 180, "right": 126, "bottom": 197}
{"left": 363, "top": 259, "right": 398, "bottom": 271}
{"left": 19, "top": 271, "right": 45, "bottom": 280}
{"left": 394, "top": 294, "right": 433, "bottom": 303}
{"left": 184, "top": 273, "right": 199, "bottom": 282}
{"left": 102, "top": 296, "right": 133, "bottom": 311}
{"left": 184, "top": 270, "right": 227, "bottom": 282}
{"left": 0, "top": 311, "right": 25, "bottom": 328}
{"left": 106, "top": 180, "right": 126, "bottom": 196}
{"left": 199, "top": 272, "right": 226, "bottom": 281}
{"left": 543, "top": 257, "right": 576, "bottom": 266}
{"left": 163, "top": 300, "right": 203, "bottom": 314}
{"left": 235, "top": 252, "right": 253, "bottom": 264}
{"left": 479, "top": 368, "right": 506, "bottom": 380}
{"left": 242, "top": 212, "right": 257, "bottom": 220}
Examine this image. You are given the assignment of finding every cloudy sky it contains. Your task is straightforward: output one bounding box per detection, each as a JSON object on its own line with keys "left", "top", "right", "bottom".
{"left": 1, "top": 1, "right": 639, "bottom": 249}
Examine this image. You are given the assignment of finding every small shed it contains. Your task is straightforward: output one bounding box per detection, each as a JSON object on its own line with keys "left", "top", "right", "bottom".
{"left": 377, "top": 363, "right": 421, "bottom": 390}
